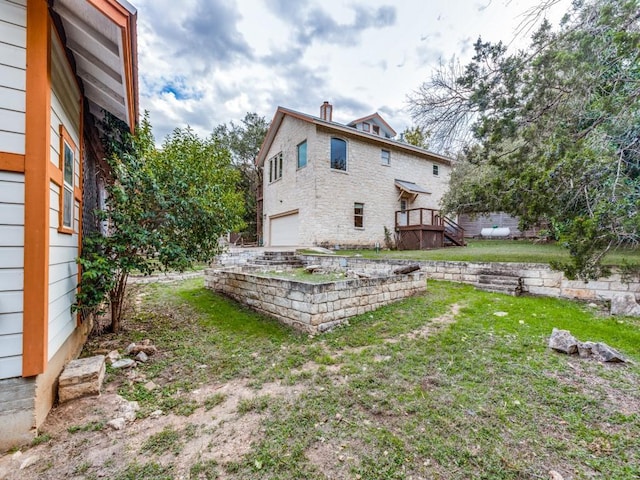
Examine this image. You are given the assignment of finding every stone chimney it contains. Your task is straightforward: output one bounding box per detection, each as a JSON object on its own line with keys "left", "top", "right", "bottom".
{"left": 320, "top": 101, "right": 333, "bottom": 121}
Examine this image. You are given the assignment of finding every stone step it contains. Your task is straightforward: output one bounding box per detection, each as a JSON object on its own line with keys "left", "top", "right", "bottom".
{"left": 476, "top": 274, "right": 521, "bottom": 286}
{"left": 474, "top": 283, "right": 520, "bottom": 296}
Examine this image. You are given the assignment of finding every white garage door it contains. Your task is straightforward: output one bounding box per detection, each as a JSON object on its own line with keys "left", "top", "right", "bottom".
{"left": 270, "top": 213, "right": 299, "bottom": 246}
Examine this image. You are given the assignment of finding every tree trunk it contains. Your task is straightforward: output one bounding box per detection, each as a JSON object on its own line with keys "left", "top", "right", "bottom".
{"left": 108, "top": 271, "right": 128, "bottom": 333}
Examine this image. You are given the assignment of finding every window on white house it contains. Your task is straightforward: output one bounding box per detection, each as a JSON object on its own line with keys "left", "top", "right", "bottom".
{"left": 433, "top": 164, "right": 439, "bottom": 176}
{"left": 362, "top": 122, "right": 370, "bottom": 132}
{"left": 381, "top": 149, "right": 390, "bottom": 166}
{"left": 62, "top": 140, "right": 74, "bottom": 229}
{"left": 354, "top": 202, "right": 364, "bottom": 228}
{"left": 372, "top": 125, "right": 380, "bottom": 135}
{"left": 58, "top": 124, "right": 77, "bottom": 234}
{"left": 331, "top": 137, "right": 347, "bottom": 171}
{"left": 297, "top": 140, "right": 307, "bottom": 169}
{"left": 269, "top": 152, "right": 283, "bottom": 182}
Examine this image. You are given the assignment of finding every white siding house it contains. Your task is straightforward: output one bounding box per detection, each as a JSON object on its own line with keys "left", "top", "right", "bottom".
{"left": 0, "top": 0, "right": 138, "bottom": 451}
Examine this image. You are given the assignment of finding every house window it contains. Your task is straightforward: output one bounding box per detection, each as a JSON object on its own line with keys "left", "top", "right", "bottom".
{"left": 354, "top": 203, "right": 364, "bottom": 228}
{"left": 362, "top": 122, "right": 370, "bottom": 132}
{"left": 433, "top": 164, "right": 439, "bottom": 176}
{"left": 331, "top": 137, "right": 347, "bottom": 171}
{"left": 269, "top": 152, "right": 283, "bottom": 182}
{"left": 297, "top": 140, "right": 307, "bottom": 169}
{"left": 372, "top": 125, "right": 380, "bottom": 135}
{"left": 59, "top": 125, "right": 76, "bottom": 233}
{"left": 381, "top": 149, "right": 390, "bottom": 166}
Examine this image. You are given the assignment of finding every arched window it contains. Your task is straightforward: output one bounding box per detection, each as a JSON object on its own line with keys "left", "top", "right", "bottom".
{"left": 330, "top": 137, "right": 347, "bottom": 171}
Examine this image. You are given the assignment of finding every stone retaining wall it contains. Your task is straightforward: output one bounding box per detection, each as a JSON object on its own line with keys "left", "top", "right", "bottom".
{"left": 205, "top": 267, "right": 426, "bottom": 333}
{"left": 301, "top": 256, "right": 640, "bottom": 302}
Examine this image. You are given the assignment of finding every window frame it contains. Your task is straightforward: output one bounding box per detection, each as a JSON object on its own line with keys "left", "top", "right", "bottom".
{"left": 381, "top": 149, "right": 390, "bottom": 166}
{"left": 362, "top": 122, "right": 370, "bottom": 132}
{"left": 58, "top": 125, "right": 77, "bottom": 234}
{"left": 297, "top": 140, "right": 307, "bottom": 169}
{"left": 354, "top": 202, "right": 364, "bottom": 229}
{"left": 433, "top": 164, "right": 439, "bottom": 176}
{"left": 330, "top": 137, "right": 348, "bottom": 172}
{"left": 269, "top": 152, "right": 283, "bottom": 183}
{"left": 372, "top": 125, "right": 380, "bottom": 135}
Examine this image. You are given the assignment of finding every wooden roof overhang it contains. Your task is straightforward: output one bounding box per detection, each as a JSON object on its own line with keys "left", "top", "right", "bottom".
{"left": 52, "top": 0, "right": 138, "bottom": 130}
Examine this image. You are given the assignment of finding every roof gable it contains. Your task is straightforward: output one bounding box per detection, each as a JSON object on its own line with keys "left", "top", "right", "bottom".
{"left": 347, "top": 113, "right": 396, "bottom": 138}
{"left": 256, "top": 106, "right": 452, "bottom": 168}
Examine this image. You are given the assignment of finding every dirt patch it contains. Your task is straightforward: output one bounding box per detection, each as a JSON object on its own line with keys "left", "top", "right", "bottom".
{"left": 305, "top": 438, "right": 365, "bottom": 478}
{"left": 391, "top": 303, "right": 461, "bottom": 342}
{"left": 0, "top": 379, "right": 302, "bottom": 480}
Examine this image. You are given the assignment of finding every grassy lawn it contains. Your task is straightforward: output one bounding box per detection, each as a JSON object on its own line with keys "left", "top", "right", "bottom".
{"left": 336, "top": 239, "right": 640, "bottom": 265}
{"left": 69, "top": 278, "right": 640, "bottom": 480}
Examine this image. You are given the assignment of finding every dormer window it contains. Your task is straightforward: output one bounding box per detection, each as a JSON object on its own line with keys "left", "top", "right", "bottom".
{"left": 362, "top": 122, "right": 370, "bottom": 132}
{"left": 372, "top": 125, "right": 380, "bottom": 135}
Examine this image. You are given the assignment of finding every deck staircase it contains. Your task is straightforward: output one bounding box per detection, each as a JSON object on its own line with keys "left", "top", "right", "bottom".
{"left": 474, "top": 272, "right": 523, "bottom": 296}
{"left": 442, "top": 216, "right": 465, "bottom": 247}
{"left": 251, "top": 251, "right": 305, "bottom": 268}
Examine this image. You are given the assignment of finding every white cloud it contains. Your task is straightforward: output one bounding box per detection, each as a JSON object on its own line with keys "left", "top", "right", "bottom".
{"left": 134, "top": 0, "right": 572, "bottom": 144}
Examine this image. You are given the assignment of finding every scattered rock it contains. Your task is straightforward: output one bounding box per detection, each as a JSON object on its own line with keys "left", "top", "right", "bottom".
{"left": 610, "top": 293, "right": 640, "bottom": 316}
{"left": 150, "top": 410, "right": 163, "bottom": 419}
{"left": 493, "top": 311, "right": 508, "bottom": 317}
{"left": 58, "top": 355, "right": 106, "bottom": 403}
{"left": 111, "top": 358, "right": 135, "bottom": 369}
{"left": 549, "top": 471, "right": 564, "bottom": 480}
{"left": 135, "top": 351, "right": 149, "bottom": 363}
{"left": 107, "top": 418, "right": 126, "bottom": 430}
{"left": 587, "top": 303, "right": 598, "bottom": 309}
{"left": 128, "top": 339, "right": 158, "bottom": 356}
{"left": 19, "top": 455, "right": 39, "bottom": 470}
{"left": 548, "top": 328, "right": 578, "bottom": 355}
{"left": 106, "top": 350, "right": 121, "bottom": 364}
{"left": 590, "top": 342, "right": 626, "bottom": 363}
{"left": 143, "top": 380, "right": 157, "bottom": 391}
{"left": 124, "top": 343, "right": 136, "bottom": 355}
{"left": 550, "top": 329, "right": 626, "bottom": 363}
{"left": 118, "top": 399, "right": 139, "bottom": 422}
{"left": 304, "top": 264, "right": 322, "bottom": 273}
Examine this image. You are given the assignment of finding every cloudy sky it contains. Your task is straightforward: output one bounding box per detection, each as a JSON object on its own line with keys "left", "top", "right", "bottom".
{"left": 133, "top": 0, "right": 571, "bottom": 146}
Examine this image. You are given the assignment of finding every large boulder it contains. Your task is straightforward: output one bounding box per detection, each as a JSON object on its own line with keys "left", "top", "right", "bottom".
{"left": 610, "top": 294, "right": 640, "bottom": 316}
{"left": 548, "top": 329, "right": 578, "bottom": 355}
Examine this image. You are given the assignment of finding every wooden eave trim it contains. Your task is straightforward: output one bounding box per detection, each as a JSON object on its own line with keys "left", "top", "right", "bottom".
{"left": 0, "top": 152, "right": 26, "bottom": 173}
{"left": 86, "top": 0, "right": 139, "bottom": 129}
{"left": 23, "top": 0, "right": 52, "bottom": 378}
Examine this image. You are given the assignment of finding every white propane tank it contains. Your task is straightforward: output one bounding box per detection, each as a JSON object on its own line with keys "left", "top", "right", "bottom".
{"left": 481, "top": 227, "right": 511, "bottom": 238}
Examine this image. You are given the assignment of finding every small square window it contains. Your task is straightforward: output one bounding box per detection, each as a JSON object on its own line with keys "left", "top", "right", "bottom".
{"left": 381, "top": 149, "right": 390, "bottom": 166}
{"left": 297, "top": 140, "right": 307, "bottom": 169}
{"left": 362, "top": 122, "right": 370, "bottom": 132}
{"left": 433, "top": 164, "right": 439, "bottom": 176}
{"left": 372, "top": 125, "right": 380, "bottom": 135}
{"left": 354, "top": 202, "right": 364, "bottom": 228}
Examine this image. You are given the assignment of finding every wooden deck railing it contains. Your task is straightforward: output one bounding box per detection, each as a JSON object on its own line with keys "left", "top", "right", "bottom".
{"left": 395, "top": 208, "right": 465, "bottom": 247}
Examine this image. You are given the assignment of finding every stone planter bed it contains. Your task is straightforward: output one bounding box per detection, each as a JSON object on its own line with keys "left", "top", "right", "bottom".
{"left": 204, "top": 266, "right": 427, "bottom": 333}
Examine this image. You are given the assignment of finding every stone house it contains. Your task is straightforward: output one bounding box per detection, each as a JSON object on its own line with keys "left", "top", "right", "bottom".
{"left": 0, "top": 0, "right": 138, "bottom": 450}
{"left": 256, "top": 103, "right": 457, "bottom": 248}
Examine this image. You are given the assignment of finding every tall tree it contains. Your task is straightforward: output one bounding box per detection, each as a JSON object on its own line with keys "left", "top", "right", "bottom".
{"left": 401, "top": 125, "right": 431, "bottom": 149}
{"left": 409, "top": 0, "right": 640, "bottom": 280}
{"left": 75, "top": 113, "right": 244, "bottom": 332}
{"left": 213, "top": 113, "right": 269, "bottom": 242}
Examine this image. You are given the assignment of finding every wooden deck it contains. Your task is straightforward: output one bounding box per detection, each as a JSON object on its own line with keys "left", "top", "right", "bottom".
{"left": 395, "top": 208, "right": 465, "bottom": 250}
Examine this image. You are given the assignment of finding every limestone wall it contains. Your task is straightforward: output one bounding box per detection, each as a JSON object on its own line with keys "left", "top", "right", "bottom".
{"left": 205, "top": 267, "right": 426, "bottom": 333}
{"left": 302, "top": 256, "right": 640, "bottom": 302}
